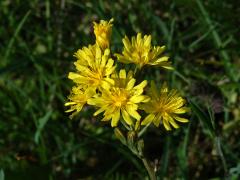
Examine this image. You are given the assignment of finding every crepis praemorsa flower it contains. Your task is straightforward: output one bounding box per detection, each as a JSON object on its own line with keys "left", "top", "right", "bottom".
{"left": 65, "top": 18, "right": 189, "bottom": 131}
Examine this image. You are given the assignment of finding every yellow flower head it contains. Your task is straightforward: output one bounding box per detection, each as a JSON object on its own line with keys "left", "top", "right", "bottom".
{"left": 65, "top": 86, "right": 95, "bottom": 119}
{"left": 141, "top": 82, "right": 189, "bottom": 130}
{"left": 115, "top": 33, "right": 173, "bottom": 69}
{"left": 88, "top": 69, "right": 150, "bottom": 127}
{"left": 93, "top": 18, "right": 114, "bottom": 49}
{"left": 68, "top": 45, "right": 116, "bottom": 91}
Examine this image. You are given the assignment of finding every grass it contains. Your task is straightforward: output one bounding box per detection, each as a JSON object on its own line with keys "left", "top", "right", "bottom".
{"left": 0, "top": 0, "right": 240, "bottom": 179}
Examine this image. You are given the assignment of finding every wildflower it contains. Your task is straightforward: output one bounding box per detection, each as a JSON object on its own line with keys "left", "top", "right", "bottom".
{"left": 141, "top": 82, "right": 189, "bottom": 130}
{"left": 68, "top": 45, "right": 116, "bottom": 91}
{"left": 115, "top": 33, "right": 172, "bottom": 69}
{"left": 65, "top": 86, "right": 95, "bottom": 118}
{"left": 88, "top": 69, "right": 150, "bottom": 127}
{"left": 93, "top": 18, "right": 114, "bottom": 49}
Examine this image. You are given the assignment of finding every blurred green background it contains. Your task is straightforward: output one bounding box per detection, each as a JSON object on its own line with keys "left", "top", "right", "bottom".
{"left": 0, "top": 0, "right": 240, "bottom": 179}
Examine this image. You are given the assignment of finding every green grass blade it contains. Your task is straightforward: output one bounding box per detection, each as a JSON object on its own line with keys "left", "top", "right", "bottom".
{"left": 3, "top": 10, "right": 31, "bottom": 64}
{"left": 195, "top": 0, "right": 237, "bottom": 82}
{"left": 189, "top": 100, "right": 215, "bottom": 138}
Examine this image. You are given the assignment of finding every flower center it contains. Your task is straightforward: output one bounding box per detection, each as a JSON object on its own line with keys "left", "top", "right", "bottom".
{"left": 152, "top": 99, "right": 170, "bottom": 114}
{"left": 112, "top": 88, "right": 129, "bottom": 107}
{"left": 132, "top": 48, "right": 150, "bottom": 67}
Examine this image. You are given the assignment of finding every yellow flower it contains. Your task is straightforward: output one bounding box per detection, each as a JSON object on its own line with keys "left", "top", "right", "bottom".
{"left": 88, "top": 69, "right": 150, "bottom": 127}
{"left": 65, "top": 86, "right": 95, "bottom": 119}
{"left": 68, "top": 45, "right": 116, "bottom": 91}
{"left": 141, "top": 82, "right": 189, "bottom": 130}
{"left": 115, "top": 33, "right": 173, "bottom": 69}
{"left": 93, "top": 18, "right": 114, "bottom": 49}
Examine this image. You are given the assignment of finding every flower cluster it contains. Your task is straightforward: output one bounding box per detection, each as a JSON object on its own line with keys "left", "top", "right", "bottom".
{"left": 65, "top": 19, "right": 189, "bottom": 131}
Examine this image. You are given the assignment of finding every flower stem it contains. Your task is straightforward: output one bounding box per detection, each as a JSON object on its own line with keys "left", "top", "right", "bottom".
{"left": 141, "top": 157, "right": 157, "bottom": 180}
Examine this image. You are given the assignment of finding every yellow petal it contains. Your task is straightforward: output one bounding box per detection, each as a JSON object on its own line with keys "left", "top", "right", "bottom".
{"left": 65, "top": 102, "right": 76, "bottom": 106}
{"left": 167, "top": 98, "right": 185, "bottom": 110}
{"left": 126, "top": 105, "right": 141, "bottom": 120}
{"left": 65, "top": 109, "right": 75, "bottom": 113}
{"left": 85, "top": 88, "right": 96, "bottom": 98}
{"left": 102, "top": 114, "right": 111, "bottom": 121}
{"left": 162, "top": 118, "right": 172, "bottom": 131}
{"left": 105, "top": 65, "right": 116, "bottom": 76}
{"left": 139, "top": 103, "right": 155, "bottom": 113}
{"left": 104, "top": 106, "right": 117, "bottom": 116}
{"left": 153, "top": 56, "right": 169, "bottom": 63}
{"left": 141, "top": 114, "right": 155, "bottom": 125}
{"left": 142, "top": 96, "right": 151, "bottom": 102}
{"left": 126, "top": 78, "right": 136, "bottom": 90}
{"left": 74, "top": 63, "right": 88, "bottom": 72}
{"left": 101, "top": 80, "right": 111, "bottom": 90}
{"left": 153, "top": 113, "right": 162, "bottom": 127}
{"left": 133, "top": 88, "right": 144, "bottom": 96}
{"left": 154, "top": 46, "right": 165, "bottom": 56}
{"left": 104, "top": 48, "right": 110, "bottom": 56}
{"left": 95, "top": 46, "right": 102, "bottom": 64}
{"left": 130, "top": 95, "right": 148, "bottom": 103}
{"left": 119, "top": 69, "right": 126, "bottom": 79}
{"left": 174, "top": 107, "right": 190, "bottom": 114}
{"left": 173, "top": 116, "right": 189, "bottom": 123}
{"left": 101, "top": 55, "right": 108, "bottom": 68}
{"left": 87, "top": 98, "right": 104, "bottom": 106}
{"left": 134, "top": 80, "right": 148, "bottom": 90}
{"left": 111, "top": 109, "right": 120, "bottom": 127}
{"left": 68, "top": 72, "right": 81, "bottom": 80}
{"left": 93, "top": 106, "right": 107, "bottom": 116}
{"left": 122, "top": 109, "right": 133, "bottom": 125}
{"left": 122, "top": 36, "right": 131, "bottom": 52}
{"left": 127, "top": 72, "right": 134, "bottom": 80}
{"left": 136, "top": 33, "right": 142, "bottom": 44}
{"left": 144, "top": 35, "right": 151, "bottom": 47}
{"left": 167, "top": 115, "right": 179, "bottom": 129}
{"left": 106, "top": 58, "right": 114, "bottom": 68}
{"left": 161, "top": 64, "right": 174, "bottom": 70}
{"left": 104, "top": 78, "right": 115, "bottom": 85}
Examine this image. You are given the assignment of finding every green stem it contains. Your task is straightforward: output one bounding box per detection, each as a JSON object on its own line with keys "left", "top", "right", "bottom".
{"left": 138, "top": 123, "right": 150, "bottom": 138}
{"left": 141, "top": 157, "right": 157, "bottom": 180}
